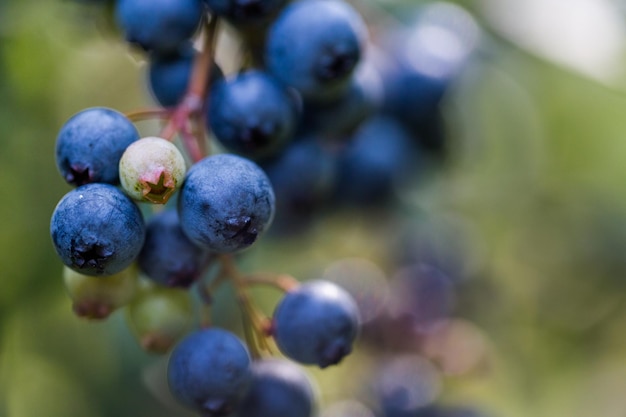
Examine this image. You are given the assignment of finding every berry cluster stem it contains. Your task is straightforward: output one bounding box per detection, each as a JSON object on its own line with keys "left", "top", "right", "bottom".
{"left": 218, "top": 254, "right": 273, "bottom": 357}
{"left": 159, "top": 16, "right": 219, "bottom": 160}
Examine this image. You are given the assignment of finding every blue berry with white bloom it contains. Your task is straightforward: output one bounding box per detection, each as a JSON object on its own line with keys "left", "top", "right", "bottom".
{"left": 273, "top": 280, "right": 360, "bottom": 368}
{"left": 234, "top": 358, "right": 317, "bottom": 417}
{"left": 148, "top": 43, "right": 224, "bottom": 108}
{"left": 56, "top": 107, "right": 139, "bottom": 186}
{"left": 138, "top": 209, "right": 212, "bottom": 288}
{"left": 178, "top": 154, "right": 275, "bottom": 253}
{"left": 265, "top": 0, "right": 368, "bottom": 101}
{"left": 50, "top": 183, "right": 146, "bottom": 276}
{"left": 208, "top": 70, "right": 298, "bottom": 159}
{"left": 115, "top": 0, "right": 203, "bottom": 53}
{"left": 168, "top": 328, "right": 253, "bottom": 416}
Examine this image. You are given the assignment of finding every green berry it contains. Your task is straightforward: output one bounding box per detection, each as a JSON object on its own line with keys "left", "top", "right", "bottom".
{"left": 119, "top": 136, "right": 186, "bottom": 204}
{"left": 63, "top": 264, "right": 139, "bottom": 320}
{"left": 125, "top": 282, "right": 194, "bottom": 354}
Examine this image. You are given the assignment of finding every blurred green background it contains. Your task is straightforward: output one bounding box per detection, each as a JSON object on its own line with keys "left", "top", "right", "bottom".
{"left": 4, "top": 0, "right": 626, "bottom": 416}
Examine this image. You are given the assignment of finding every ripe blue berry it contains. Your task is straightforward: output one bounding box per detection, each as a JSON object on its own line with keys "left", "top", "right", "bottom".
{"left": 138, "top": 209, "right": 213, "bottom": 288}
{"left": 335, "top": 116, "right": 419, "bottom": 205}
{"left": 265, "top": 0, "right": 368, "bottom": 100}
{"left": 168, "top": 328, "right": 252, "bottom": 416}
{"left": 50, "top": 183, "right": 146, "bottom": 276}
{"left": 208, "top": 70, "right": 298, "bottom": 159}
{"left": 234, "top": 359, "right": 317, "bottom": 417}
{"left": 149, "top": 44, "right": 224, "bottom": 108}
{"left": 379, "top": 2, "right": 479, "bottom": 132}
{"left": 261, "top": 136, "right": 337, "bottom": 232}
{"left": 178, "top": 154, "right": 275, "bottom": 253}
{"left": 115, "top": 0, "right": 203, "bottom": 53}
{"left": 203, "top": 0, "right": 289, "bottom": 26}
{"left": 56, "top": 107, "right": 139, "bottom": 186}
{"left": 273, "top": 280, "right": 360, "bottom": 368}
{"left": 298, "top": 60, "right": 382, "bottom": 137}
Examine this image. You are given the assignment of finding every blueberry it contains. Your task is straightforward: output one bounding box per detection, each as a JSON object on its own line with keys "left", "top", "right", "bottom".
{"left": 261, "top": 136, "right": 337, "bottom": 233}
{"left": 115, "top": 0, "right": 203, "bottom": 54}
{"left": 379, "top": 3, "right": 480, "bottom": 133}
{"left": 273, "top": 280, "right": 360, "bottom": 368}
{"left": 149, "top": 44, "right": 224, "bottom": 108}
{"left": 50, "top": 183, "right": 146, "bottom": 276}
{"left": 168, "top": 328, "right": 252, "bottom": 416}
{"left": 55, "top": 107, "right": 139, "bottom": 186}
{"left": 138, "top": 209, "right": 213, "bottom": 288}
{"left": 178, "top": 154, "right": 275, "bottom": 252}
{"left": 233, "top": 358, "right": 317, "bottom": 417}
{"left": 204, "top": 0, "right": 289, "bottom": 26}
{"left": 298, "top": 60, "right": 382, "bottom": 138}
{"left": 335, "top": 116, "right": 420, "bottom": 205}
{"left": 208, "top": 70, "right": 298, "bottom": 159}
{"left": 265, "top": 0, "right": 368, "bottom": 101}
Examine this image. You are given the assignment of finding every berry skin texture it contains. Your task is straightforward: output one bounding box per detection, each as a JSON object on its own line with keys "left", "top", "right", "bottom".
{"left": 63, "top": 264, "right": 139, "bottom": 320}
{"left": 233, "top": 359, "right": 317, "bottom": 417}
{"left": 56, "top": 107, "right": 139, "bottom": 186}
{"left": 177, "top": 154, "right": 275, "bottom": 253}
{"left": 208, "top": 70, "right": 298, "bottom": 159}
{"left": 265, "top": 0, "right": 368, "bottom": 101}
{"left": 273, "top": 280, "right": 360, "bottom": 368}
{"left": 115, "top": 0, "right": 203, "bottom": 53}
{"left": 50, "top": 183, "right": 146, "bottom": 276}
{"left": 138, "top": 209, "right": 212, "bottom": 288}
{"left": 168, "top": 328, "right": 253, "bottom": 416}
{"left": 119, "top": 136, "right": 186, "bottom": 204}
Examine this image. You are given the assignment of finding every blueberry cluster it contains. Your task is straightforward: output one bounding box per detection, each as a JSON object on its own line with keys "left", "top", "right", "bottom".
{"left": 51, "top": 0, "right": 486, "bottom": 415}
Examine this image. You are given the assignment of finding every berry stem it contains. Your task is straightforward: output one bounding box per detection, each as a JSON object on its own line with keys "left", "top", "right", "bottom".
{"left": 242, "top": 273, "right": 300, "bottom": 292}
{"left": 124, "top": 107, "right": 171, "bottom": 122}
{"left": 197, "top": 267, "right": 231, "bottom": 327}
{"left": 159, "top": 16, "right": 219, "bottom": 159}
{"left": 218, "top": 255, "right": 273, "bottom": 350}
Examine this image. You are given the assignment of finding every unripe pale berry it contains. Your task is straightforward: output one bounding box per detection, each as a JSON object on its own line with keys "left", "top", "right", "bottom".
{"left": 119, "top": 137, "right": 187, "bottom": 204}
{"left": 63, "top": 264, "right": 139, "bottom": 320}
{"left": 125, "top": 282, "right": 194, "bottom": 354}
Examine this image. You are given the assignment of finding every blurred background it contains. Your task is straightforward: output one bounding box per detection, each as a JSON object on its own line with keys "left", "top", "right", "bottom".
{"left": 4, "top": 0, "right": 626, "bottom": 416}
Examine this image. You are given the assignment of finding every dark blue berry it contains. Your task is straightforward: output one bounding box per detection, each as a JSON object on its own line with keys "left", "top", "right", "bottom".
{"left": 138, "top": 209, "right": 213, "bottom": 288}
{"left": 379, "top": 3, "right": 479, "bottom": 133}
{"left": 265, "top": 0, "right": 368, "bottom": 100}
{"left": 50, "top": 183, "right": 146, "bottom": 276}
{"left": 204, "top": 0, "right": 289, "bottom": 25}
{"left": 149, "top": 44, "right": 224, "bottom": 108}
{"left": 115, "top": 0, "right": 203, "bottom": 53}
{"left": 178, "top": 154, "right": 275, "bottom": 252}
{"left": 168, "top": 328, "right": 252, "bottom": 416}
{"left": 261, "top": 136, "right": 337, "bottom": 233}
{"left": 298, "top": 61, "right": 382, "bottom": 137}
{"left": 335, "top": 116, "right": 420, "bottom": 205}
{"left": 55, "top": 107, "right": 139, "bottom": 186}
{"left": 208, "top": 70, "right": 298, "bottom": 159}
{"left": 233, "top": 359, "right": 316, "bottom": 417}
{"left": 273, "top": 280, "right": 360, "bottom": 368}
